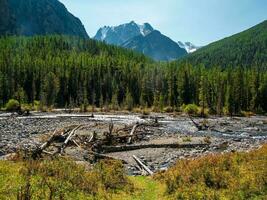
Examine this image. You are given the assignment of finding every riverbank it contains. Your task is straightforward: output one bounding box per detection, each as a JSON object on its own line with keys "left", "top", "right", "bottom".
{"left": 0, "top": 111, "right": 266, "bottom": 174}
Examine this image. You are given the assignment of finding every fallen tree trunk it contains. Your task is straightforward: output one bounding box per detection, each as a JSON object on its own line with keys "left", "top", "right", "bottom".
{"left": 188, "top": 115, "right": 208, "bottom": 131}
{"left": 101, "top": 143, "right": 209, "bottom": 153}
{"left": 127, "top": 124, "right": 139, "bottom": 144}
{"left": 60, "top": 125, "right": 83, "bottom": 153}
{"left": 39, "top": 129, "right": 59, "bottom": 151}
{"left": 133, "top": 155, "right": 153, "bottom": 175}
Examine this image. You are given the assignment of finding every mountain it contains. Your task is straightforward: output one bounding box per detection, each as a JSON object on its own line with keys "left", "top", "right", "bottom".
{"left": 181, "top": 20, "right": 267, "bottom": 68}
{"left": 177, "top": 41, "right": 200, "bottom": 53}
{"left": 122, "top": 30, "right": 187, "bottom": 61}
{"left": 94, "top": 21, "right": 154, "bottom": 45}
{"left": 0, "top": 0, "right": 88, "bottom": 38}
{"left": 94, "top": 21, "right": 187, "bottom": 61}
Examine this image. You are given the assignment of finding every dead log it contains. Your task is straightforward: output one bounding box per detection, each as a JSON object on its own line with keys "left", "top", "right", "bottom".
{"left": 71, "top": 139, "right": 81, "bottom": 148}
{"left": 188, "top": 115, "right": 205, "bottom": 130}
{"left": 60, "top": 125, "right": 83, "bottom": 153}
{"left": 127, "top": 123, "right": 139, "bottom": 144}
{"left": 88, "top": 131, "right": 96, "bottom": 143}
{"left": 101, "top": 143, "right": 209, "bottom": 153}
{"left": 39, "top": 129, "right": 59, "bottom": 151}
{"left": 133, "top": 155, "right": 153, "bottom": 175}
{"left": 42, "top": 150, "right": 54, "bottom": 155}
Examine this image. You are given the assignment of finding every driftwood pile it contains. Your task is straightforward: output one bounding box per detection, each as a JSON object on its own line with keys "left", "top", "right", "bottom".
{"left": 28, "top": 120, "right": 209, "bottom": 175}
{"left": 31, "top": 122, "right": 152, "bottom": 157}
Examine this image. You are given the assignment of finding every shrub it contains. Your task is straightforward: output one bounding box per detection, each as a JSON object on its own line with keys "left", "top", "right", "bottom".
{"left": 184, "top": 104, "right": 199, "bottom": 115}
{"left": 5, "top": 99, "right": 20, "bottom": 111}
{"left": 142, "top": 108, "right": 151, "bottom": 115}
{"left": 0, "top": 158, "right": 133, "bottom": 199}
{"left": 241, "top": 111, "right": 255, "bottom": 117}
{"left": 155, "top": 144, "right": 267, "bottom": 200}
{"left": 163, "top": 106, "right": 174, "bottom": 113}
{"left": 96, "top": 160, "right": 131, "bottom": 191}
{"left": 21, "top": 104, "right": 32, "bottom": 112}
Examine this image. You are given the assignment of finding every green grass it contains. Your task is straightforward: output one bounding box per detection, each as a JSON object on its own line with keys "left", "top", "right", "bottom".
{"left": 129, "top": 176, "right": 166, "bottom": 200}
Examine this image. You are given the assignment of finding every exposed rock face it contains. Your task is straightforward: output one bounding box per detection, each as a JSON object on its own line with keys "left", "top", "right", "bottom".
{"left": 0, "top": 0, "right": 89, "bottom": 38}
{"left": 94, "top": 21, "right": 187, "bottom": 61}
{"left": 122, "top": 30, "right": 187, "bottom": 61}
{"left": 94, "top": 21, "right": 154, "bottom": 45}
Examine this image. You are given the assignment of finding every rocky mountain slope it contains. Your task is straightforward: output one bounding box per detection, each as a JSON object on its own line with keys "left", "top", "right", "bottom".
{"left": 94, "top": 21, "right": 187, "bottom": 61}
{"left": 0, "top": 0, "right": 88, "bottom": 38}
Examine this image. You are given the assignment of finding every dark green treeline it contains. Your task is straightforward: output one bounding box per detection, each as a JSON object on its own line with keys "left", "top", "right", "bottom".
{"left": 0, "top": 36, "right": 266, "bottom": 114}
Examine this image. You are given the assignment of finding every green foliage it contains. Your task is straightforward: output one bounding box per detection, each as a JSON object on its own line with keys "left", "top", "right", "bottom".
{"left": 163, "top": 106, "right": 174, "bottom": 113}
{"left": 156, "top": 145, "right": 267, "bottom": 200}
{"left": 0, "top": 36, "right": 266, "bottom": 114}
{"left": 5, "top": 99, "right": 20, "bottom": 111}
{"left": 0, "top": 158, "right": 133, "bottom": 199}
{"left": 125, "top": 89, "right": 134, "bottom": 111}
{"left": 1, "top": 147, "right": 266, "bottom": 200}
{"left": 181, "top": 20, "right": 267, "bottom": 69}
{"left": 96, "top": 160, "right": 130, "bottom": 191}
{"left": 184, "top": 104, "right": 199, "bottom": 115}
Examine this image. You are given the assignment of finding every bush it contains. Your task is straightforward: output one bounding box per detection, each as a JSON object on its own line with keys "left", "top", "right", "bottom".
{"left": 96, "top": 160, "right": 131, "bottom": 190}
{"left": 183, "top": 104, "right": 199, "bottom": 115}
{"left": 0, "top": 158, "right": 133, "bottom": 199}
{"left": 163, "top": 106, "right": 174, "bottom": 113}
{"left": 142, "top": 108, "right": 151, "bottom": 115}
{"left": 155, "top": 144, "right": 267, "bottom": 200}
{"left": 241, "top": 111, "right": 255, "bottom": 117}
{"left": 5, "top": 99, "right": 20, "bottom": 111}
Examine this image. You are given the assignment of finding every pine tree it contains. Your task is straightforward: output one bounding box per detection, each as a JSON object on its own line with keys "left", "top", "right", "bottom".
{"left": 41, "top": 72, "right": 60, "bottom": 107}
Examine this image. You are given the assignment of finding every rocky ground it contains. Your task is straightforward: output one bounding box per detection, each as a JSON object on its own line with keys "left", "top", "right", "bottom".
{"left": 0, "top": 111, "right": 266, "bottom": 174}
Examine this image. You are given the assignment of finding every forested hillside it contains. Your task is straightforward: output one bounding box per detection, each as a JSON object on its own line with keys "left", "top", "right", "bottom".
{"left": 0, "top": 0, "right": 88, "bottom": 38}
{"left": 181, "top": 20, "right": 267, "bottom": 68}
{"left": 0, "top": 36, "right": 266, "bottom": 114}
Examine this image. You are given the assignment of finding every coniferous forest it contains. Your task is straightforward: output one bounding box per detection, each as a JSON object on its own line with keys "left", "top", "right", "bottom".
{"left": 0, "top": 35, "right": 266, "bottom": 115}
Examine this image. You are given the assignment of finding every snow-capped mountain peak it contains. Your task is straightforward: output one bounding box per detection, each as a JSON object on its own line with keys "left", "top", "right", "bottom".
{"left": 94, "top": 21, "right": 154, "bottom": 45}
{"left": 94, "top": 21, "right": 188, "bottom": 61}
{"left": 178, "top": 41, "right": 200, "bottom": 53}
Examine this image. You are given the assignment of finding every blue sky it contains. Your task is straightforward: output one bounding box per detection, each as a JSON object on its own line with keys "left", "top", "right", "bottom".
{"left": 60, "top": 0, "right": 267, "bottom": 46}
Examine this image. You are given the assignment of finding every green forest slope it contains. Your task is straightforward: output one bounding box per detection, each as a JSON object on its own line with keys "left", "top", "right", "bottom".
{"left": 181, "top": 20, "right": 267, "bottom": 69}
{"left": 0, "top": 36, "right": 266, "bottom": 114}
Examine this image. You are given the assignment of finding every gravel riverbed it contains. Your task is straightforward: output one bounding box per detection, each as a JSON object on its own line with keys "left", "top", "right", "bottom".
{"left": 0, "top": 111, "right": 266, "bottom": 173}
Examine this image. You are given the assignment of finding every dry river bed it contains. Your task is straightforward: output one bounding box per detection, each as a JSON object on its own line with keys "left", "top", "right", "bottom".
{"left": 0, "top": 111, "right": 266, "bottom": 175}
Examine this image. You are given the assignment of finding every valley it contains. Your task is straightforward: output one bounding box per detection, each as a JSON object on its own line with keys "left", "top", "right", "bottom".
{"left": 0, "top": 0, "right": 266, "bottom": 199}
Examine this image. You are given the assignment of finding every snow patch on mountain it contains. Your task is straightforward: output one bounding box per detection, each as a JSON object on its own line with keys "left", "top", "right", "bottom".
{"left": 178, "top": 41, "right": 200, "bottom": 53}
{"left": 99, "top": 26, "right": 110, "bottom": 40}
{"left": 94, "top": 21, "right": 154, "bottom": 45}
